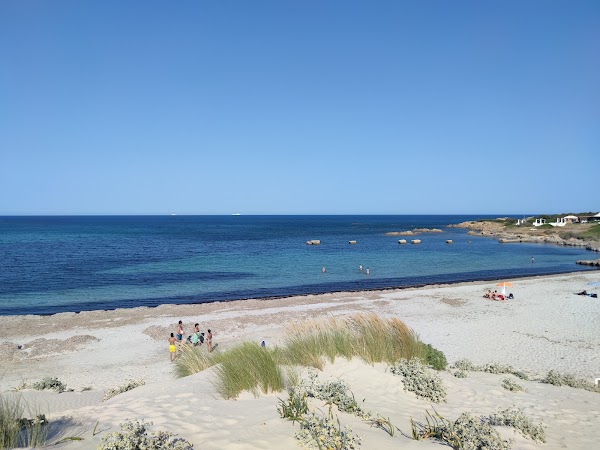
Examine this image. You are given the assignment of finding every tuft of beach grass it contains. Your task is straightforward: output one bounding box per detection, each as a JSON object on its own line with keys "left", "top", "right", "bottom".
{"left": 213, "top": 342, "right": 285, "bottom": 399}
{"left": 0, "top": 394, "right": 48, "bottom": 448}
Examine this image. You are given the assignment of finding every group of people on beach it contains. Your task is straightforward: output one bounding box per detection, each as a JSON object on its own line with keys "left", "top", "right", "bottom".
{"left": 484, "top": 290, "right": 514, "bottom": 301}
{"left": 168, "top": 320, "right": 213, "bottom": 362}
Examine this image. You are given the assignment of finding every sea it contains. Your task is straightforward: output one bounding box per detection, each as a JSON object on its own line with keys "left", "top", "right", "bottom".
{"left": 0, "top": 215, "right": 595, "bottom": 316}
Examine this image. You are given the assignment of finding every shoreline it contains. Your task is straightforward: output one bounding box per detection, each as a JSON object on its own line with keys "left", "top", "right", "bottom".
{"left": 3, "top": 265, "right": 597, "bottom": 317}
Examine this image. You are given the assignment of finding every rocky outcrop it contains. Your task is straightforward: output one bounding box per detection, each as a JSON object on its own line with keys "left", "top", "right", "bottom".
{"left": 386, "top": 228, "right": 443, "bottom": 236}
{"left": 451, "top": 219, "right": 600, "bottom": 256}
{"left": 576, "top": 259, "right": 600, "bottom": 267}
{"left": 306, "top": 240, "right": 321, "bottom": 245}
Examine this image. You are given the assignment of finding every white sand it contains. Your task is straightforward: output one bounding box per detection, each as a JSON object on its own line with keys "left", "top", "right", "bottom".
{"left": 1, "top": 271, "right": 599, "bottom": 449}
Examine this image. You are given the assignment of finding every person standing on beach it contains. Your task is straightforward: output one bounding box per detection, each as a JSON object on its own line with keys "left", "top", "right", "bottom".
{"left": 176, "top": 320, "right": 184, "bottom": 343}
{"left": 207, "top": 329, "right": 213, "bottom": 353}
{"left": 169, "top": 333, "right": 176, "bottom": 362}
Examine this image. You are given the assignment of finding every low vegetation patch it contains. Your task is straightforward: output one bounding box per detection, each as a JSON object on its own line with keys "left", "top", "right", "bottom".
{"left": 452, "top": 359, "right": 528, "bottom": 380}
{"left": 31, "top": 377, "right": 69, "bottom": 393}
{"left": 299, "top": 372, "right": 370, "bottom": 419}
{"left": 409, "top": 410, "right": 509, "bottom": 449}
{"left": 98, "top": 420, "right": 193, "bottom": 450}
{"left": 453, "top": 369, "right": 468, "bottom": 378}
{"left": 420, "top": 343, "right": 447, "bottom": 370}
{"left": 501, "top": 378, "right": 526, "bottom": 392}
{"left": 409, "top": 407, "right": 545, "bottom": 449}
{"left": 367, "top": 414, "right": 395, "bottom": 437}
{"left": 486, "top": 407, "right": 545, "bottom": 443}
{"left": 541, "top": 370, "right": 600, "bottom": 393}
{"left": 0, "top": 394, "right": 49, "bottom": 449}
{"left": 579, "top": 223, "right": 600, "bottom": 240}
{"left": 390, "top": 358, "right": 447, "bottom": 403}
{"left": 102, "top": 379, "right": 145, "bottom": 402}
{"left": 295, "top": 411, "right": 361, "bottom": 450}
{"left": 277, "top": 389, "right": 309, "bottom": 424}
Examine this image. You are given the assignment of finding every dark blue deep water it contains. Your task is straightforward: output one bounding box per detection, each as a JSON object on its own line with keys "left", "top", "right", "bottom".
{"left": 0, "top": 215, "right": 595, "bottom": 315}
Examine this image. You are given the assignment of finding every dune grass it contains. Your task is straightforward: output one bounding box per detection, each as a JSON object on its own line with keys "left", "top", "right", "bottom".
{"left": 213, "top": 342, "right": 286, "bottom": 399}
{"left": 174, "top": 344, "right": 216, "bottom": 378}
{"left": 175, "top": 313, "right": 436, "bottom": 399}
{"left": 282, "top": 314, "right": 424, "bottom": 368}
{"left": 0, "top": 394, "right": 48, "bottom": 449}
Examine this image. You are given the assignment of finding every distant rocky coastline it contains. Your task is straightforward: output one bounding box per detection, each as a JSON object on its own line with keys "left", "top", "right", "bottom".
{"left": 448, "top": 219, "right": 600, "bottom": 259}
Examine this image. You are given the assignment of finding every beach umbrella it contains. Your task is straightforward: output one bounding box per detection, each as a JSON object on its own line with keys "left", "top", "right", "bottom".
{"left": 496, "top": 281, "right": 513, "bottom": 296}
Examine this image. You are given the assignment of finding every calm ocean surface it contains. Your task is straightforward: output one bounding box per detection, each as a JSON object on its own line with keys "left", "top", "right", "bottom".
{"left": 0, "top": 215, "right": 595, "bottom": 315}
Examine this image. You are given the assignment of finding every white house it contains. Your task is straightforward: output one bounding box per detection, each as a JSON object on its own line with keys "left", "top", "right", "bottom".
{"left": 533, "top": 218, "right": 546, "bottom": 227}
{"left": 562, "top": 215, "right": 579, "bottom": 224}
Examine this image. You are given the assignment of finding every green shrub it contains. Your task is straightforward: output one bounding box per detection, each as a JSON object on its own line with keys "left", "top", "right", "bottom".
{"left": 452, "top": 359, "right": 529, "bottom": 380}
{"left": 295, "top": 411, "right": 361, "bottom": 450}
{"left": 102, "top": 379, "right": 145, "bottom": 402}
{"left": 410, "top": 407, "right": 545, "bottom": 449}
{"left": 541, "top": 370, "right": 600, "bottom": 393}
{"left": 409, "top": 410, "right": 509, "bottom": 449}
{"left": 98, "top": 420, "right": 193, "bottom": 450}
{"left": 299, "top": 372, "right": 370, "bottom": 419}
{"left": 501, "top": 378, "right": 526, "bottom": 392}
{"left": 390, "top": 358, "right": 447, "bottom": 403}
{"left": 485, "top": 407, "right": 545, "bottom": 443}
{"left": 420, "top": 343, "right": 447, "bottom": 370}
{"left": 453, "top": 369, "right": 468, "bottom": 378}
{"left": 31, "top": 377, "right": 67, "bottom": 393}
{"left": 452, "top": 359, "right": 478, "bottom": 371}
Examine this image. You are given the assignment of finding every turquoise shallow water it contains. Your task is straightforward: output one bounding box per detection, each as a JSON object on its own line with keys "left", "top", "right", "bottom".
{"left": 0, "top": 215, "right": 595, "bottom": 315}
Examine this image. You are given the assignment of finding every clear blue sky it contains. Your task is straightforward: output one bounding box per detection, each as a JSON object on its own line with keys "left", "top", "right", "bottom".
{"left": 1, "top": 1, "right": 598, "bottom": 215}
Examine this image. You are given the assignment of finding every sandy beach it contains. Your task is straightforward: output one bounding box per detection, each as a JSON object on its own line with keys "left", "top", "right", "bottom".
{"left": 1, "top": 271, "right": 599, "bottom": 449}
